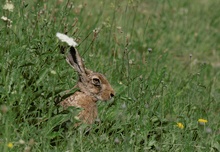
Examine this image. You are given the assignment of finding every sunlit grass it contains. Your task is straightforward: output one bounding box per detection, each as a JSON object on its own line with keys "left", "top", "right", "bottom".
{"left": 0, "top": 0, "right": 220, "bottom": 151}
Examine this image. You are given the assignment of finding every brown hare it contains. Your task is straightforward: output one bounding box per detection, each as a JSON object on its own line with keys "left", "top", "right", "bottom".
{"left": 56, "top": 33, "right": 115, "bottom": 125}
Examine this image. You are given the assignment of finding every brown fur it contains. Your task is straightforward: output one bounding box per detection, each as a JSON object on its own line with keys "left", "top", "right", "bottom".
{"left": 60, "top": 91, "right": 98, "bottom": 124}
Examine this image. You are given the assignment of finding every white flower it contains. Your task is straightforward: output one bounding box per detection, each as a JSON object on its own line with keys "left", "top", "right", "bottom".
{"left": 3, "top": 0, "right": 14, "bottom": 12}
{"left": 1, "top": 16, "right": 7, "bottom": 21}
{"left": 1, "top": 16, "right": 12, "bottom": 23}
{"left": 56, "top": 33, "right": 78, "bottom": 47}
{"left": 19, "top": 139, "right": 25, "bottom": 144}
{"left": 93, "top": 28, "right": 100, "bottom": 33}
{"left": 50, "top": 70, "right": 57, "bottom": 75}
{"left": 1, "top": 16, "right": 12, "bottom": 28}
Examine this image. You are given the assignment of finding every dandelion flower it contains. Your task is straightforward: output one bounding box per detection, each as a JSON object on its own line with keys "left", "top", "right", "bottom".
{"left": 198, "top": 119, "right": 208, "bottom": 125}
{"left": 176, "top": 122, "right": 184, "bottom": 129}
{"left": 7, "top": 142, "right": 13, "bottom": 148}
{"left": 198, "top": 119, "right": 208, "bottom": 123}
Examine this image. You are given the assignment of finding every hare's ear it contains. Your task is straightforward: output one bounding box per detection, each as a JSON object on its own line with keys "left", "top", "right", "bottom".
{"left": 66, "top": 46, "right": 86, "bottom": 75}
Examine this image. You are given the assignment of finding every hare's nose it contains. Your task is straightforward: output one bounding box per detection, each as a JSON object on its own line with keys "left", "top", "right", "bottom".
{"left": 110, "top": 93, "right": 115, "bottom": 98}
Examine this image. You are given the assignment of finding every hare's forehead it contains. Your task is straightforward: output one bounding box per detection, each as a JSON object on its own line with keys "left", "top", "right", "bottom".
{"left": 89, "top": 73, "right": 109, "bottom": 82}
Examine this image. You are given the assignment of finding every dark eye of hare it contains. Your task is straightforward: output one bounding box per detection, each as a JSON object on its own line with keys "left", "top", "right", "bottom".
{"left": 92, "top": 78, "right": 101, "bottom": 86}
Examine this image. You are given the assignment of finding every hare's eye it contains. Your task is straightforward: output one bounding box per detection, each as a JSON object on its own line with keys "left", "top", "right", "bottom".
{"left": 92, "top": 78, "right": 101, "bottom": 86}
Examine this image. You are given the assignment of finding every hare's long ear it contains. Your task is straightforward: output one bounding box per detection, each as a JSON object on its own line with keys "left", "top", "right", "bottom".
{"left": 66, "top": 46, "right": 86, "bottom": 75}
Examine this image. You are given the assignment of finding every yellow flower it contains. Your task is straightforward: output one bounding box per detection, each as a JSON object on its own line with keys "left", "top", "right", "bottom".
{"left": 176, "top": 122, "right": 184, "bottom": 129}
{"left": 7, "top": 142, "right": 13, "bottom": 148}
{"left": 198, "top": 119, "right": 208, "bottom": 125}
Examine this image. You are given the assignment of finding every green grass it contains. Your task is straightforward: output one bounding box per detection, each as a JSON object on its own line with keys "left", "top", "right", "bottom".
{"left": 1, "top": 0, "right": 220, "bottom": 151}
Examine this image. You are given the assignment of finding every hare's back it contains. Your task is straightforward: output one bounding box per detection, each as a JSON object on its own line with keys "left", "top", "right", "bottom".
{"left": 59, "top": 91, "right": 82, "bottom": 109}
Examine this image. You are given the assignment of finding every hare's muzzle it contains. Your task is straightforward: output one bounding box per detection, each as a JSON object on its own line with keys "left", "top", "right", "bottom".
{"left": 108, "top": 89, "right": 115, "bottom": 100}
{"left": 110, "top": 93, "right": 115, "bottom": 98}
{"left": 100, "top": 89, "right": 115, "bottom": 101}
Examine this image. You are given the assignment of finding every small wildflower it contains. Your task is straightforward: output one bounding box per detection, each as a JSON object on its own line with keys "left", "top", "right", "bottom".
{"left": 93, "top": 28, "right": 100, "bottom": 33}
{"left": 129, "top": 59, "right": 133, "bottom": 64}
{"left": 198, "top": 119, "right": 208, "bottom": 123}
{"left": 198, "top": 119, "right": 208, "bottom": 125}
{"left": 50, "top": 70, "right": 56, "bottom": 75}
{"left": 19, "top": 139, "right": 25, "bottom": 144}
{"left": 78, "top": 4, "right": 83, "bottom": 9}
{"left": 1, "top": 16, "right": 13, "bottom": 28}
{"left": 114, "top": 137, "right": 120, "bottom": 144}
{"left": 116, "top": 26, "right": 121, "bottom": 30}
{"left": 3, "top": 0, "right": 14, "bottom": 12}
{"left": 11, "top": 90, "right": 17, "bottom": 94}
{"left": 148, "top": 48, "right": 152, "bottom": 53}
{"left": 176, "top": 122, "right": 184, "bottom": 129}
{"left": 89, "top": 53, "right": 94, "bottom": 57}
{"left": 93, "top": 28, "right": 100, "bottom": 39}
{"left": 139, "top": 75, "right": 143, "bottom": 80}
{"left": 116, "top": 26, "right": 123, "bottom": 33}
{"left": 1, "top": 16, "right": 8, "bottom": 21}
{"left": 7, "top": 142, "right": 13, "bottom": 148}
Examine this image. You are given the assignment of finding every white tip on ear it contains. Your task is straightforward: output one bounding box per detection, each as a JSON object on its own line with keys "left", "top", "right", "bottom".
{"left": 56, "top": 32, "right": 78, "bottom": 47}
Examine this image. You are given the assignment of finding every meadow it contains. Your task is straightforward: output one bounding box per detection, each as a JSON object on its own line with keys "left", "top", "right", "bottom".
{"left": 0, "top": 0, "right": 220, "bottom": 151}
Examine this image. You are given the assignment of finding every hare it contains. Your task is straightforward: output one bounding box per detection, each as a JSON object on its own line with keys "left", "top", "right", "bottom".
{"left": 56, "top": 33, "right": 115, "bottom": 125}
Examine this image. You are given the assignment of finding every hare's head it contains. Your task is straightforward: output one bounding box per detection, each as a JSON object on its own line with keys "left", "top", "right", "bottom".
{"left": 66, "top": 46, "right": 115, "bottom": 101}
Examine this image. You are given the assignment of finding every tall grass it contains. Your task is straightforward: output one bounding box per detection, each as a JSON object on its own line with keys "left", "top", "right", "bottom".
{"left": 1, "top": 0, "right": 220, "bottom": 151}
